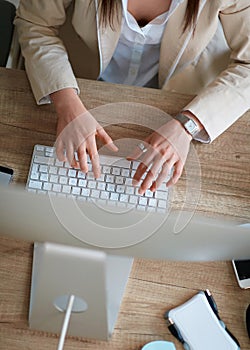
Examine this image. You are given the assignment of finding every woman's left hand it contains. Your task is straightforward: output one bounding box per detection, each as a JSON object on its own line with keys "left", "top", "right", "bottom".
{"left": 127, "top": 119, "right": 192, "bottom": 194}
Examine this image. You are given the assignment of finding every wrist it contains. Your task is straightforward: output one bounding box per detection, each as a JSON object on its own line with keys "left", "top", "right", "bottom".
{"left": 50, "top": 88, "right": 87, "bottom": 117}
{"left": 50, "top": 88, "right": 79, "bottom": 109}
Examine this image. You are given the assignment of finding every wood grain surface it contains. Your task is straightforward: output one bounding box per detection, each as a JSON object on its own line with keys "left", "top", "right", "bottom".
{"left": 0, "top": 68, "right": 249, "bottom": 350}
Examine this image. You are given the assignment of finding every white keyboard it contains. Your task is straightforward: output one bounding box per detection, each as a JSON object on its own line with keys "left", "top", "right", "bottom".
{"left": 26, "top": 145, "right": 170, "bottom": 212}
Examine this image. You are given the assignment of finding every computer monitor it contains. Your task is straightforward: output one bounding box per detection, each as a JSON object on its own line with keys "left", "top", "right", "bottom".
{"left": 0, "top": 185, "right": 249, "bottom": 340}
{"left": 1, "top": 185, "right": 249, "bottom": 260}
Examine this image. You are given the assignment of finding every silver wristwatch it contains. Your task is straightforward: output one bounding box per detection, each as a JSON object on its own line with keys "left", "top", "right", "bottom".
{"left": 174, "top": 113, "right": 200, "bottom": 138}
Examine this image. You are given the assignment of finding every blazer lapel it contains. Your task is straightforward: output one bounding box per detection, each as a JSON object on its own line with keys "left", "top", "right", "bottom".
{"left": 71, "top": 0, "right": 99, "bottom": 52}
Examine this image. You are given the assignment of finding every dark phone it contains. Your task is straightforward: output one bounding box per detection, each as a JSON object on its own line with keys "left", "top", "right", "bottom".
{"left": 232, "top": 259, "right": 250, "bottom": 289}
{"left": 234, "top": 260, "right": 250, "bottom": 280}
{"left": 0, "top": 165, "right": 13, "bottom": 186}
{"left": 246, "top": 304, "right": 250, "bottom": 338}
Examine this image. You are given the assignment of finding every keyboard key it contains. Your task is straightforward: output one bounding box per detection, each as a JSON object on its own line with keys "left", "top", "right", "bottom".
{"left": 30, "top": 172, "right": 39, "bottom": 180}
{"left": 72, "top": 187, "right": 81, "bottom": 195}
{"left": 106, "top": 175, "right": 114, "bottom": 183}
{"left": 99, "top": 174, "right": 105, "bottom": 181}
{"left": 88, "top": 181, "right": 96, "bottom": 189}
{"left": 139, "top": 197, "right": 148, "bottom": 206}
{"left": 43, "top": 182, "right": 52, "bottom": 191}
{"left": 125, "top": 186, "right": 134, "bottom": 195}
{"left": 129, "top": 195, "right": 138, "bottom": 204}
{"left": 64, "top": 162, "right": 71, "bottom": 168}
{"left": 115, "top": 176, "right": 124, "bottom": 185}
{"left": 81, "top": 188, "right": 90, "bottom": 197}
{"left": 45, "top": 146, "right": 54, "bottom": 153}
{"left": 91, "top": 190, "right": 100, "bottom": 198}
{"left": 120, "top": 194, "right": 129, "bottom": 203}
{"left": 52, "top": 184, "right": 62, "bottom": 192}
{"left": 110, "top": 193, "right": 119, "bottom": 201}
{"left": 111, "top": 167, "right": 121, "bottom": 175}
{"left": 102, "top": 166, "right": 111, "bottom": 174}
{"left": 77, "top": 171, "right": 86, "bottom": 179}
{"left": 148, "top": 198, "right": 157, "bottom": 207}
{"left": 116, "top": 185, "right": 125, "bottom": 193}
{"left": 31, "top": 164, "right": 39, "bottom": 172}
{"left": 97, "top": 182, "right": 106, "bottom": 191}
{"left": 28, "top": 180, "right": 42, "bottom": 190}
{"left": 36, "top": 145, "right": 45, "bottom": 152}
{"left": 58, "top": 168, "right": 67, "bottom": 176}
{"left": 69, "top": 178, "right": 77, "bottom": 186}
{"left": 125, "top": 178, "right": 133, "bottom": 186}
{"left": 59, "top": 176, "right": 68, "bottom": 185}
{"left": 40, "top": 173, "right": 49, "bottom": 182}
{"left": 78, "top": 179, "right": 87, "bottom": 187}
{"left": 50, "top": 175, "right": 59, "bottom": 183}
{"left": 107, "top": 183, "right": 115, "bottom": 192}
{"left": 49, "top": 166, "right": 58, "bottom": 174}
{"left": 144, "top": 190, "right": 153, "bottom": 198}
{"left": 62, "top": 185, "right": 71, "bottom": 194}
{"left": 121, "top": 169, "right": 130, "bottom": 177}
{"left": 55, "top": 159, "right": 64, "bottom": 167}
{"left": 68, "top": 169, "right": 77, "bottom": 177}
{"left": 155, "top": 191, "right": 168, "bottom": 200}
{"left": 34, "top": 155, "right": 53, "bottom": 165}
{"left": 39, "top": 165, "right": 48, "bottom": 173}
{"left": 100, "top": 191, "right": 109, "bottom": 200}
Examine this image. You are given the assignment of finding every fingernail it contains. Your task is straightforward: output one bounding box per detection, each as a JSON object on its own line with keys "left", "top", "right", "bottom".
{"left": 112, "top": 143, "right": 119, "bottom": 151}
{"left": 132, "top": 179, "right": 139, "bottom": 186}
{"left": 138, "top": 188, "right": 144, "bottom": 195}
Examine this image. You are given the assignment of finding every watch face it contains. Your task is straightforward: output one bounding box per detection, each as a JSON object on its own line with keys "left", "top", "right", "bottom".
{"left": 185, "top": 120, "right": 199, "bottom": 134}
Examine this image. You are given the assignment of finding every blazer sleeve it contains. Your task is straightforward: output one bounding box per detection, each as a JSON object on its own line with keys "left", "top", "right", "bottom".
{"left": 185, "top": 1, "right": 250, "bottom": 142}
{"left": 14, "top": 0, "right": 79, "bottom": 104}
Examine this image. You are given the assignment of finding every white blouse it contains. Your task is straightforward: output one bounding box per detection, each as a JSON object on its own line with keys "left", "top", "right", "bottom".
{"left": 99, "top": 0, "right": 184, "bottom": 88}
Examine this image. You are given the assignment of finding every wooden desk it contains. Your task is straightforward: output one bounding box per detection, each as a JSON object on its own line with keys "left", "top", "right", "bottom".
{"left": 0, "top": 68, "right": 249, "bottom": 350}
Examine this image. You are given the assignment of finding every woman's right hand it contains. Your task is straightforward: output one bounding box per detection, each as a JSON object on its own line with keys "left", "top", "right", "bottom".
{"left": 50, "top": 88, "right": 118, "bottom": 178}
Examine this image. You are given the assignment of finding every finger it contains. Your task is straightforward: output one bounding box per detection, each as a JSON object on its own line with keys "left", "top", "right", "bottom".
{"left": 166, "top": 160, "right": 184, "bottom": 187}
{"left": 97, "top": 127, "right": 118, "bottom": 152}
{"left": 86, "top": 136, "right": 101, "bottom": 178}
{"left": 138, "top": 168, "right": 155, "bottom": 195}
{"left": 65, "top": 142, "right": 76, "bottom": 167}
{"left": 90, "top": 153, "right": 101, "bottom": 178}
{"left": 132, "top": 162, "right": 148, "bottom": 186}
{"left": 138, "top": 153, "right": 166, "bottom": 194}
{"left": 71, "top": 158, "right": 80, "bottom": 169}
{"left": 56, "top": 139, "right": 66, "bottom": 162}
{"left": 132, "top": 147, "right": 157, "bottom": 185}
{"left": 150, "top": 160, "right": 173, "bottom": 192}
{"left": 77, "top": 143, "right": 88, "bottom": 173}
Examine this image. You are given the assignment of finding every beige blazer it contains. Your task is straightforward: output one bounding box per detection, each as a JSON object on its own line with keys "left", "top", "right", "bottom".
{"left": 15, "top": 0, "right": 250, "bottom": 142}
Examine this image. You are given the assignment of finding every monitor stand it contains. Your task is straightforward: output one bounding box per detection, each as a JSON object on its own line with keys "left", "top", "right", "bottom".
{"left": 29, "top": 242, "right": 133, "bottom": 340}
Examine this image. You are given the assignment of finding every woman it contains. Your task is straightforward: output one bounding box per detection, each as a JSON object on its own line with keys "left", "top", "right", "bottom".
{"left": 14, "top": 0, "right": 250, "bottom": 194}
